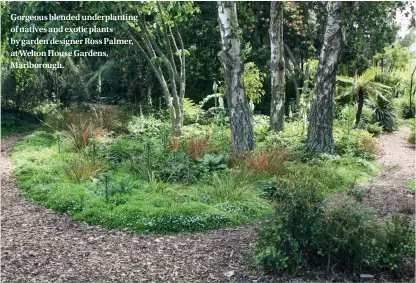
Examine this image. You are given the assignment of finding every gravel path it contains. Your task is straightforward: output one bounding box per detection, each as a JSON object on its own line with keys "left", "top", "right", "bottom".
{"left": 1, "top": 127, "right": 415, "bottom": 282}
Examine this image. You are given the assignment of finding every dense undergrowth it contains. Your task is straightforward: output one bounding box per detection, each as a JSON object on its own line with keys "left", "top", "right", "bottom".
{"left": 1, "top": 110, "right": 40, "bottom": 137}
{"left": 8, "top": 95, "right": 414, "bottom": 278}
{"left": 10, "top": 103, "right": 382, "bottom": 234}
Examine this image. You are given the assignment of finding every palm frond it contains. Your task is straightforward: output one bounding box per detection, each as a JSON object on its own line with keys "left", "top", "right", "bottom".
{"left": 337, "top": 76, "right": 354, "bottom": 84}
{"left": 358, "top": 67, "right": 381, "bottom": 85}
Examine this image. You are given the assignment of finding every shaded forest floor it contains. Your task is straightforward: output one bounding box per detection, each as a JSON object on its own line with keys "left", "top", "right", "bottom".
{"left": 1, "top": 127, "right": 415, "bottom": 283}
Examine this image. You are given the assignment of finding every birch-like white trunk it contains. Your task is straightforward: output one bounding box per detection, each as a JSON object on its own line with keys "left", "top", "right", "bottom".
{"left": 306, "top": 2, "right": 342, "bottom": 154}
{"left": 217, "top": 1, "right": 254, "bottom": 153}
{"left": 269, "top": 1, "right": 285, "bottom": 132}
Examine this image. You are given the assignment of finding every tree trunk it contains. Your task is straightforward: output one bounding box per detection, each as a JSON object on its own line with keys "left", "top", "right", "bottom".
{"left": 355, "top": 88, "right": 364, "bottom": 127}
{"left": 306, "top": 2, "right": 342, "bottom": 154}
{"left": 269, "top": 1, "right": 286, "bottom": 132}
{"left": 218, "top": 1, "right": 254, "bottom": 153}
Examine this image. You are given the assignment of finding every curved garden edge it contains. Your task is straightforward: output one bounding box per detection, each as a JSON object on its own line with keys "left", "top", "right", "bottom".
{"left": 1, "top": 126, "right": 415, "bottom": 283}
{"left": 1, "top": 133, "right": 262, "bottom": 283}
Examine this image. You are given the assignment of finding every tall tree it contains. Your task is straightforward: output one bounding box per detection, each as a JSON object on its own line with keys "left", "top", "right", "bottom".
{"left": 306, "top": 2, "right": 342, "bottom": 154}
{"left": 126, "top": 2, "right": 198, "bottom": 136}
{"left": 217, "top": 1, "right": 254, "bottom": 153}
{"left": 269, "top": 1, "right": 285, "bottom": 132}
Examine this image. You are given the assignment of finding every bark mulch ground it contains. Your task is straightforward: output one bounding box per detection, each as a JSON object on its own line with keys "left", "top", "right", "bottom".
{"left": 1, "top": 128, "right": 415, "bottom": 283}
{"left": 361, "top": 126, "right": 415, "bottom": 226}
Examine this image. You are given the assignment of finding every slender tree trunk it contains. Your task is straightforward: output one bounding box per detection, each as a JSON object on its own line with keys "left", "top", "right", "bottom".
{"left": 127, "top": 4, "right": 185, "bottom": 137}
{"left": 218, "top": 1, "right": 254, "bottom": 153}
{"left": 410, "top": 66, "right": 415, "bottom": 109}
{"left": 269, "top": 1, "right": 286, "bottom": 132}
{"left": 285, "top": 56, "right": 300, "bottom": 105}
{"left": 306, "top": 2, "right": 342, "bottom": 154}
{"left": 355, "top": 88, "right": 364, "bottom": 126}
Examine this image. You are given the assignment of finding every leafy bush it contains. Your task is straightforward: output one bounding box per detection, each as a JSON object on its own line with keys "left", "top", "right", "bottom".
{"left": 324, "top": 195, "right": 381, "bottom": 272}
{"left": 365, "top": 122, "right": 383, "bottom": 136}
{"left": 367, "top": 96, "right": 399, "bottom": 132}
{"left": 379, "top": 214, "right": 415, "bottom": 277}
{"left": 1, "top": 110, "right": 41, "bottom": 137}
{"left": 183, "top": 98, "right": 200, "bottom": 125}
{"left": 127, "top": 115, "right": 169, "bottom": 141}
{"left": 254, "top": 190, "right": 415, "bottom": 277}
{"left": 400, "top": 99, "right": 415, "bottom": 119}
{"left": 154, "top": 150, "right": 199, "bottom": 184}
{"left": 106, "top": 138, "right": 142, "bottom": 163}
{"left": 253, "top": 115, "right": 271, "bottom": 143}
{"left": 197, "top": 154, "right": 228, "bottom": 173}
{"left": 263, "top": 122, "right": 305, "bottom": 151}
{"left": 335, "top": 129, "right": 379, "bottom": 157}
{"left": 254, "top": 184, "right": 326, "bottom": 272}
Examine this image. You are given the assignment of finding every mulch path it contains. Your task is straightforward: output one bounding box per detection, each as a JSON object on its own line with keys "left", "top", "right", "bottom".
{"left": 361, "top": 126, "right": 415, "bottom": 225}
{"left": 1, "top": 128, "right": 415, "bottom": 282}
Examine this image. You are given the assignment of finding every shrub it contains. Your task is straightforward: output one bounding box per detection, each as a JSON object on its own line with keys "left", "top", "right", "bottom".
{"left": 127, "top": 115, "right": 169, "bottom": 141}
{"left": 367, "top": 96, "right": 398, "bottom": 132}
{"left": 106, "top": 138, "right": 142, "bottom": 163}
{"left": 335, "top": 129, "right": 379, "bottom": 157}
{"left": 197, "top": 154, "right": 228, "bottom": 173}
{"left": 324, "top": 195, "right": 381, "bottom": 272}
{"left": 155, "top": 150, "right": 199, "bottom": 184}
{"left": 253, "top": 115, "right": 270, "bottom": 142}
{"left": 365, "top": 122, "right": 383, "bottom": 136}
{"left": 354, "top": 130, "right": 380, "bottom": 155}
{"left": 380, "top": 214, "right": 415, "bottom": 277}
{"left": 254, "top": 184, "right": 326, "bottom": 272}
{"left": 254, "top": 191, "right": 415, "bottom": 277}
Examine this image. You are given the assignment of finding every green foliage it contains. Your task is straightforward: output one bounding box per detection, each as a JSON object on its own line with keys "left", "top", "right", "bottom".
{"left": 12, "top": 131, "right": 271, "bottom": 234}
{"left": 409, "top": 132, "right": 416, "bottom": 144}
{"left": 196, "top": 170, "right": 269, "bottom": 208}
{"left": 366, "top": 96, "right": 399, "bottom": 132}
{"left": 244, "top": 62, "right": 266, "bottom": 104}
{"left": 1, "top": 111, "right": 39, "bottom": 137}
{"left": 106, "top": 137, "right": 142, "bottom": 163}
{"left": 65, "top": 155, "right": 103, "bottom": 182}
{"left": 154, "top": 150, "right": 199, "bottom": 184}
{"left": 253, "top": 115, "right": 270, "bottom": 142}
{"left": 197, "top": 154, "right": 228, "bottom": 173}
{"left": 380, "top": 214, "right": 415, "bottom": 277}
{"left": 365, "top": 122, "right": 384, "bottom": 136}
{"left": 127, "top": 115, "right": 169, "bottom": 141}
{"left": 373, "top": 44, "right": 414, "bottom": 71}
{"left": 408, "top": 119, "right": 415, "bottom": 144}
{"left": 334, "top": 128, "right": 379, "bottom": 157}
{"left": 254, "top": 184, "right": 326, "bottom": 272}
{"left": 183, "top": 98, "right": 200, "bottom": 125}
{"left": 254, "top": 191, "right": 415, "bottom": 276}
